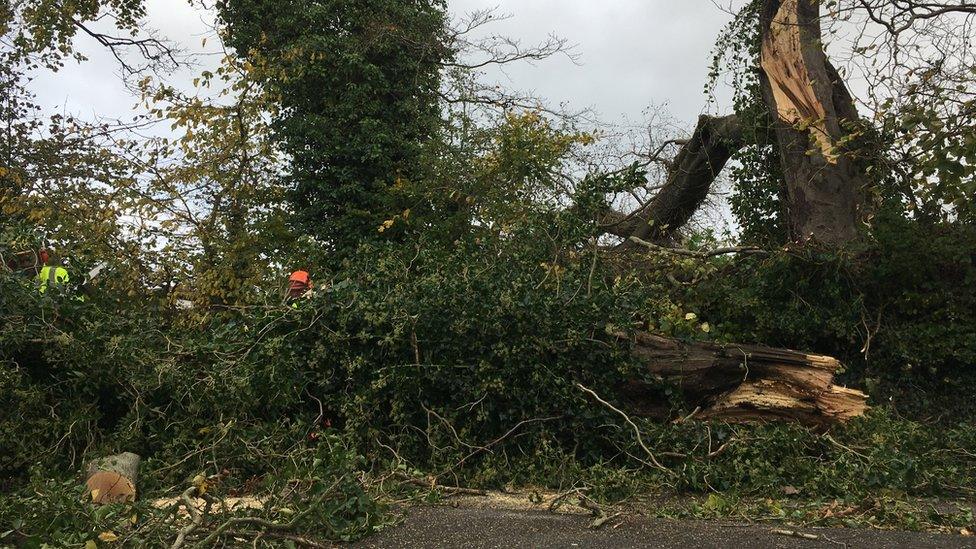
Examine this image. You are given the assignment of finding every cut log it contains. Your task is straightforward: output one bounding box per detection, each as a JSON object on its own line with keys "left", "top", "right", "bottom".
{"left": 85, "top": 452, "right": 141, "bottom": 504}
{"left": 617, "top": 331, "right": 867, "bottom": 427}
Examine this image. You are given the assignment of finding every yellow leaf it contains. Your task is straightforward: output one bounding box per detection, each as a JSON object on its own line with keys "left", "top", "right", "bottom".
{"left": 90, "top": 488, "right": 101, "bottom": 501}
{"left": 85, "top": 541, "right": 98, "bottom": 549}
{"left": 684, "top": 313, "right": 697, "bottom": 321}
{"left": 701, "top": 323, "right": 711, "bottom": 333}
{"left": 98, "top": 531, "right": 118, "bottom": 542}
{"left": 192, "top": 473, "right": 208, "bottom": 495}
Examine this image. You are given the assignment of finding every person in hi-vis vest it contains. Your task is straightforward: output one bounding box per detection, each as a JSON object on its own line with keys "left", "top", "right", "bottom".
{"left": 36, "top": 248, "right": 69, "bottom": 294}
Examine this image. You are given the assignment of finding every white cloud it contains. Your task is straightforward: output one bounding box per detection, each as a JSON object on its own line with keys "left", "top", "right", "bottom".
{"left": 27, "top": 1, "right": 739, "bottom": 128}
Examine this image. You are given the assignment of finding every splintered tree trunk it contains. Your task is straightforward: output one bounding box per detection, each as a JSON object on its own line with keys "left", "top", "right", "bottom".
{"left": 618, "top": 332, "right": 867, "bottom": 427}
{"left": 759, "top": 0, "right": 863, "bottom": 245}
{"left": 599, "top": 0, "right": 868, "bottom": 247}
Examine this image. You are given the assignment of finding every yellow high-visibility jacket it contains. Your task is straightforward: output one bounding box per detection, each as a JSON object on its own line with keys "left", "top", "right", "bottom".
{"left": 37, "top": 265, "right": 69, "bottom": 293}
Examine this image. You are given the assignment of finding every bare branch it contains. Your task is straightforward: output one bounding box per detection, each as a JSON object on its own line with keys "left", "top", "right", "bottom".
{"left": 72, "top": 19, "right": 179, "bottom": 75}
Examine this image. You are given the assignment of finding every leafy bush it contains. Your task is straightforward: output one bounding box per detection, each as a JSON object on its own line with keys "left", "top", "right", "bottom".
{"left": 687, "top": 213, "right": 976, "bottom": 414}
{"left": 3, "top": 199, "right": 976, "bottom": 542}
{"left": 0, "top": 436, "right": 384, "bottom": 546}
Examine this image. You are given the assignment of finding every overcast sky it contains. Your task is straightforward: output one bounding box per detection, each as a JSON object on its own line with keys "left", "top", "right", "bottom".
{"left": 27, "top": 1, "right": 744, "bottom": 131}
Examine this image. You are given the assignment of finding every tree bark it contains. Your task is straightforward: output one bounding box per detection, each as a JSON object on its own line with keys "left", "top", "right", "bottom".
{"left": 617, "top": 331, "right": 868, "bottom": 427}
{"left": 600, "top": 114, "right": 745, "bottom": 243}
{"left": 601, "top": 0, "right": 866, "bottom": 247}
{"left": 85, "top": 452, "right": 141, "bottom": 504}
{"left": 759, "top": 0, "right": 863, "bottom": 245}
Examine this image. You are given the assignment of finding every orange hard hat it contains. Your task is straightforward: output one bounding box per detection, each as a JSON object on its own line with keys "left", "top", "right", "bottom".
{"left": 289, "top": 270, "right": 311, "bottom": 286}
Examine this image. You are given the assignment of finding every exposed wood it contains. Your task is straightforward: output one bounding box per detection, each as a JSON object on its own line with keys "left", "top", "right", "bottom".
{"left": 617, "top": 331, "right": 868, "bottom": 427}
{"left": 759, "top": 0, "right": 863, "bottom": 245}
{"left": 85, "top": 452, "right": 141, "bottom": 504}
{"left": 600, "top": 0, "right": 869, "bottom": 247}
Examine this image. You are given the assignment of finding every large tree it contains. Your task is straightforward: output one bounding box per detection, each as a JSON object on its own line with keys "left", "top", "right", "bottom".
{"left": 607, "top": 0, "right": 976, "bottom": 248}
{"left": 217, "top": 0, "right": 450, "bottom": 256}
{"left": 604, "top": 0, "right": 865, "bottom": 247}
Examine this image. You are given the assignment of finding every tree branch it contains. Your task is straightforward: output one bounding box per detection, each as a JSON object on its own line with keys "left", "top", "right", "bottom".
{"left": 598, "top": 114, "right": 745, "bottom": 243}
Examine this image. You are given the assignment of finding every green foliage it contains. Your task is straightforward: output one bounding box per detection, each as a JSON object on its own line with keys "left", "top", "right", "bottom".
{"left": 0, "top": 438, "right": 384, "bottom": 546}
{"left": 2, "top": 0, "right": 148, "bottom": 69}
{"left": 217, "top": 0, "right": 450, "bottom": 258}
{"left": 4, "top": 0, "right": 976, "bottom": 543}
{"left": 0, "top": 475, "right": 144, "bottom": 548}
{"left": 875, "top": 90, "right": 976, "bottom": 224}
{"left": 706, "top": 0, "right": 787, "bottom": 245}
{"left": 134, "top": 51, "right": 292, "bottom": 308}
{"left": 684, "top": 214, "right": 976, "bottom": 413}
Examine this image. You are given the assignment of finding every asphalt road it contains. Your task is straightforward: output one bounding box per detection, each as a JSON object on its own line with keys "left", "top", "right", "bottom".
{"left": 354, "top": 506, "right": 976, "bottom": 549}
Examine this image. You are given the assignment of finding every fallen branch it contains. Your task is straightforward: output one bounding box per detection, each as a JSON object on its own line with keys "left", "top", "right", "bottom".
{"left": 169, "top": 487, "right": 206, "bottom": 549}
{"left": 772, "top": 528, "right": 820, "bottom": 540}
{"left": 589, "top": 512, "right": 622, "bottom": 530}
{"left": 548, "top": 487, "right": 589, "bottom": 513}
{"left": 618, "top": 331, "right": 869, "bottom": 426}
{"left": 576, "top": 383, "right": 669, "bottom": 472}
{"left": 824, "top": 434, "right": 870, "bottom": 461}
{"left": 628, "top": 236, "right": 767, "bottom": 258}
{"left": 224, "top": 530, "right": 331, "bottom": 548}
{"left": 707, "top": 437, "right": 737, "bottom": 459}
{"left": 396, "top": 473, "right": 487, "bottom": 496}
{"left": 445, "top": 415, "right": 562, "bottom": 475}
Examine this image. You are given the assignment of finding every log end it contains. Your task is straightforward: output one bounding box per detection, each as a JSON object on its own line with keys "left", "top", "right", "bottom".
{"left": 84, "top": 452, "right": 141, "bottom": 505}
{"left": 86, "top": 471, "right": 136, "bottom": 504}
{"left": 698, "top": 380, "right": 869, "bottom": 427}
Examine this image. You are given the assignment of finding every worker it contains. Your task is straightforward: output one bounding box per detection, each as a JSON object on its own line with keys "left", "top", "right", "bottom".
{"left": 36, "top": 248, "right": 70, "bottom": 294}
{"left": 285, "top": 270, "right": 313, "bottom": 307}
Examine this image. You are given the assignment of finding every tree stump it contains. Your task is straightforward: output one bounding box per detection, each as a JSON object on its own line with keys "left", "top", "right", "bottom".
{"left": 85, "top": 452, "right": 141, "bottom": 504}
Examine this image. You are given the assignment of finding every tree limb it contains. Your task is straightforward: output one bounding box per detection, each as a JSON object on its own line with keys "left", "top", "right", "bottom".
{"left": 599, "top": 114, "right": 745, "bottom": 244}
{"left": 628, "top": 236, "right": 767, "bottom": 258}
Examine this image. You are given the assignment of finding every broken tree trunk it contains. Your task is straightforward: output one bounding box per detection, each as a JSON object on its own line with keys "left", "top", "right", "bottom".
{"left": 759, "top": 0, "right": 863, "bottom": 245}
{"left": 617, "top": 331, "right": 867, "bottom": 427}
{"left": 598, "top": 0, "right": 869, "bottom": 247}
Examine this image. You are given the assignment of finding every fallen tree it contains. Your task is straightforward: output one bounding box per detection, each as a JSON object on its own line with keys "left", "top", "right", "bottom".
{"left": 618, "top": 331, "right": 868, "bottom": 427}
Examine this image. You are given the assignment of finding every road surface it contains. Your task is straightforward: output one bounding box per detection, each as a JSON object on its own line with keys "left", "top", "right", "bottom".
{"left": 354, "top": 505, "right": 975, "bottom": 548}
